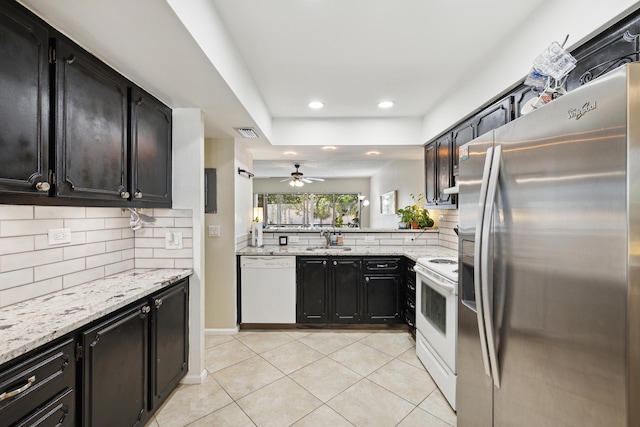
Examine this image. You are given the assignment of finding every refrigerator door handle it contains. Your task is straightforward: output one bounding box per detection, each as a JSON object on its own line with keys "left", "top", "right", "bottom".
{"left": 474, "top": 145, "right": 494, "bottom": 377}
{"left": 481, "top": 144, "right": 502, "bottom": 389}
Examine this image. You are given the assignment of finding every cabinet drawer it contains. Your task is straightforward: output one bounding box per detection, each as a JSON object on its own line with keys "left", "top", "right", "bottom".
{"left": 0, "top": 337, "right": 75, "bottom": 427}
{"left": 363, "top": 258, "right": 401, "bottom": 273}
{"left": 14, "top": 388, "right": 74, "bottom": 427}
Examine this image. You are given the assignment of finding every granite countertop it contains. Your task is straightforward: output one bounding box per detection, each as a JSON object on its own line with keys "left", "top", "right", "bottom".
{"left": 0, "top": 268, "right": 192, "bottom": 366}
{"left": 237, "top": 245, "right": 457, "bottom": 262}
{"left": 262, "top": 227, "right": 439, "bottom": 234}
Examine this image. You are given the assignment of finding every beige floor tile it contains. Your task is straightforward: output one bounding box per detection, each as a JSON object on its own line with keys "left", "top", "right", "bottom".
{"left": 359, "top": 331, "right": 416, "bottom": 357}
{"left": 368, "top": 359, "right": 437, "bottom": 405}
{"left": 142, "top": 416, "right": 159, "bottom": 427}
{"left": 332, "top": 329, "right": 373, "bottom": 341}
{"left": 213, "top": 355, "right": 284, "bottom": 400}
{"left": 237, "top": 377, "right": 322, "bottom": 426}
{"left": 419, "top": 389, "right": 457, "bottom": 426}
{"left": 327, "top": 378, "right": 415, "bottom": 426}
{"left": 204, "top": 339, "right": 256, "bottom": 373}
{"left": 329, "top": 341, "right": 394, "bottom": 376}
{"left": 188, "top": 403, "right": 255, "bottom": 427}
{"left": 291, "top": 404, "right": 354, "bottom": 427}
{"left": 279, "top": 329, "right": 312, "bottom": 339}
{"left": 260, "top": 340, "right": 324, "bottom": 374}
{"left": 298, "top": 331, "right": 356, "bottom": 355}
{"left": 289, "top": 357, "right": 362, "bottom": 402}
{"left": 155, "top": 376, "right": 232, "bottom": 426}
{"left": 397, "top": 346, "right": 426, "bottom": 370}
{"left": 204, "top": 334, "right": 235, "bottom": 349}
{"left": 397, "top": 407, "right": 452, "bottom": 427}
{"left": 237, "top": 330, "right": 294, "bottom": 353}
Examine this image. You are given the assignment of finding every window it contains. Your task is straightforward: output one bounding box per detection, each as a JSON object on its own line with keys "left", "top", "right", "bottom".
{"left": 257, "top": 193, "right": 361, "bottom": 228}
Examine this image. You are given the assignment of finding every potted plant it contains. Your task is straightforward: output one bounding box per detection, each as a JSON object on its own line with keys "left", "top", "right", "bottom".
{"left": 397, "top": 193, "right": 434, "bottom": 229}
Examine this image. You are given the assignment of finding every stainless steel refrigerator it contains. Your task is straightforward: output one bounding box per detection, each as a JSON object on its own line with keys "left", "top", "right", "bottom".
{"left": 457, "top": 63, "right": 640, "bottom": 426}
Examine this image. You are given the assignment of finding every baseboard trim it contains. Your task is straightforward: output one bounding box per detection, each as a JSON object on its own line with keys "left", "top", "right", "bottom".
{"left": 205, "top": 326, "right": 239, "bottom": 334}
{"left": 181, "top": 369, "right": 207, "bottom": 384}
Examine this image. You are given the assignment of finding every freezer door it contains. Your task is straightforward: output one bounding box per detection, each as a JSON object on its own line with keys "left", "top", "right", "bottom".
{"left": 491, "top": 68, "right": 628, "bottom": 426}
{"left": 457, "top": 132, "right": 494, "bottom": 427}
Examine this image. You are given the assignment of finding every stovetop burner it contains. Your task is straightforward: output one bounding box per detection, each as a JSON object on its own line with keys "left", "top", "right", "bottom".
{"left": 429, "top": 258, "right": 457, "bottom": 265}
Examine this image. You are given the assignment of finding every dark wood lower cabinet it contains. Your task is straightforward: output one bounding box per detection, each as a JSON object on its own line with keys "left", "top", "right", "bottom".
{"left": 82, "top": 302, "right": 149, "bottom": 427}
{"left": 150, "top": 280, "right": 189, "bottom": 409}
{"left": 297, "top": 256, "right": 402, "bottom": 325}
{"left": 332, "top": 258, "right": 362, "bottom": 323}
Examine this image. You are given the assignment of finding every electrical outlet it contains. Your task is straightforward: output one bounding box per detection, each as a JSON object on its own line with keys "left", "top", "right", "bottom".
{"left": 288, "top": 236, "right": 299, "bottom": 243}
{"left": 165, "top": 232, "right": 183, "bottom": 249}
{"left": 48, "top": 228, "right": 71, "bottom": 245}
{"left": 364, "top": 236, "right": 374, "bottom": 243}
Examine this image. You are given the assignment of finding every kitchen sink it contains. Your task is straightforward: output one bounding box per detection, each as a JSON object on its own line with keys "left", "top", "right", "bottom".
{"left": 305, "top": 246, "right": 352, "bottom": 251}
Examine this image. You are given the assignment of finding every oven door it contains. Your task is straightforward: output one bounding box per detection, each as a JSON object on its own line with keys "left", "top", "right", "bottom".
{"left": 414, "top": 263, "right": 458, "bottom": 373}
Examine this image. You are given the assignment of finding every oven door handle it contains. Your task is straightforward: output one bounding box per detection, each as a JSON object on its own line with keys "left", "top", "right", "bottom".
{"left": 414, "top": 265, "right": 456, "bottom": 295}
{"left": 481, "top": 144, "right": 502, "bottom": 389}
{"left": 474, "top": 145, "right": 494, "bottom": 378}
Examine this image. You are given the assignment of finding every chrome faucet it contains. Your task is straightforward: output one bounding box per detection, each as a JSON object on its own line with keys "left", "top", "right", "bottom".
{"left": 320, "top": 229, "right": 331, "bottom": 247}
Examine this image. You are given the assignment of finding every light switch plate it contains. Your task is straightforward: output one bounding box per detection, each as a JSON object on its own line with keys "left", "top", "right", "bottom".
{"left": 48, "top": 228, "right": 71, "bottom": 245}
{"left": 208, "top": 225, "right": 220, "bottom": 237}
{"left": 166, "top": 232, "right": 183, "bottom": 249}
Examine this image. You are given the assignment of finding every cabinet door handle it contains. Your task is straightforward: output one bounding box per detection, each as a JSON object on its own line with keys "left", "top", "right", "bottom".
{"left": 66, "top": 55, "right": 75, "bottom": 64}
{"left": 134, "top": 191, "right": 143, "bottom": 199}
{"left": 322, "top": 260, "right": 327, "bottom": 266}
{"left": 155, "top": 298, "right": 163, "bottom": 308}
{"left": 0, "top": 375, "right": 36, "bottom": 402}
{"left": 365, "top": 277, "right": 370, "bottom": 282}
{"left": 408, "top": 301, "right": 416, "bottom": 309}
{"left": 408, "top": 284, "right": 416, "bottom": 292}
{"left": 120, "top": 191, "right": 130, "bottom": 199}
{"left": 376, "top": 264, "right": 389, "bottom": 268}
{"left": 333, "top": 260, "right": 337, "bottom": 266}
{"left": 141, "top": 305, "right": 151, "bottom": 314}
{"left": 35, "top": 182, "right": 50, "bottom": 192}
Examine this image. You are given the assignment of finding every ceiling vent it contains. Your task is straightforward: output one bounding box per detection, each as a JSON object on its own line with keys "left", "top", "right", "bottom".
{"left": 234, "top": 127, "right": 260, "bottom": 139}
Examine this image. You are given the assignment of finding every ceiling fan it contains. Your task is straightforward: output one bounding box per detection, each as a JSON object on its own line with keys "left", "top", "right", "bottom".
{"left": 280, "top": 164, "right": 325, "bottom": 187}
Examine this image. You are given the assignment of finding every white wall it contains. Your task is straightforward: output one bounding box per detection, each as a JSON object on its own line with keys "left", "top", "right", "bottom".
{"left": 253, "top": 177, "right": 371, "bottom": 227}
{"left": 171, "top": 108, "right": 206, "bottom": 383}
{"left": 422, "top": 0, "right": 640, "bottom": 142}
{"left": 369, "top": 159, "right": 425, "bottom": 229}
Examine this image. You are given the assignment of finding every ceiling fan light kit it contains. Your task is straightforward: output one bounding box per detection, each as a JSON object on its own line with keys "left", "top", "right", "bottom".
{"left": 281, "top": 164, "right": 324, "bottom": 186}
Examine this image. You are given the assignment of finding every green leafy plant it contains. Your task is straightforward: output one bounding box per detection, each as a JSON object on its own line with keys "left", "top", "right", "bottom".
{"left": 397, "top": 193, "right": 434, "bottom": 229}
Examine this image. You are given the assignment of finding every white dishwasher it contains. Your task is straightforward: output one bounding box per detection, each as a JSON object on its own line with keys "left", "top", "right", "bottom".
{"left": 240, "top": 256, "right": 296, "bottom": 324}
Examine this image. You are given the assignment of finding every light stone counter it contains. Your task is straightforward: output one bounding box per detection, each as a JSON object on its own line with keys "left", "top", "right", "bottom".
{"left": 0, "top": 268, "right": 192, "bottom": 366}
{"left": 237, "top": 245, "right": 457, "bottom": 262}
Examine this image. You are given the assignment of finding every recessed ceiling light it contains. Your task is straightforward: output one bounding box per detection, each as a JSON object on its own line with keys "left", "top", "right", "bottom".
{"left": 366, "top": 151, "right": 381, "bottom": 156}
{"left": 322, "top": 146, "right": 337, "bottom": 151}
{"left": 378, "top": 101, "right": 394, "bottom": 109}
{"left": 284, "top": 151, "right": 297, "bottom": 155}
{"left": 308, "top": 101, "right": 324, "bottom": 109}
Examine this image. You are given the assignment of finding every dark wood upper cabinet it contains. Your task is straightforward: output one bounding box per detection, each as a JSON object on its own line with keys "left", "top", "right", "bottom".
{"left": 54, "top": 38, "right": 129, "bottom": 203}
{"left": 130, "top": 87, "right": 172, "bottom": 207}
{"left": 424, "top": 141, "right": 437, "bottom": 205}
{"left": 0, "top": 2, "right": 50, "bottom": 196}
{"left": 424, "top": 134, "right": 454, "bottom": 208}
{"left": 451, "top": 119, "right": 474, "bottom": 177}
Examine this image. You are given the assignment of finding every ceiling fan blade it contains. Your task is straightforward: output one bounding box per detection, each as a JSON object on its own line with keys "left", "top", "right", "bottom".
{"left": 280, "top": 178, "right": 292, "bottom": 182}
{"left": 302, "top": 178, "right": 312, "bottom": 183}
{"left": 307, "top": 177, "right": 325, "bottom": 181}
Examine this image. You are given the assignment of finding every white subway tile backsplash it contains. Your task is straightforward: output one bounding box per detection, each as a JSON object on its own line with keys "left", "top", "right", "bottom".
{"left": 0, "top": 205, "right": 33, "bottom": 220}
{"left": 1, "top": 219, "right": 64, "bottom": 237}
{"left": 0, "top": 268, "right": 34, "bottom": 291}
{"left": 86, "top": 229, "right": 123, "bottom": 243}
{"left": 34, "top": 258, "right": 85, "bottom": 282}
{"left": 105, "top": 259, "right": 135, "bottom": 276}
{"left": 64, "top": 218, "right": 105, "bottom": 232}
{"left": 63, "top": 242, "right": 106, "bottom": 260}
{"left": 0, "top": 277, "right": 62, "bottom": 308}
{"left": 0, "top": 205, "right": 192, "bottom": 307}
{"left": 63, "top": 267, "right": 105, "bottom": 289}
{"left": 105, "top": 239, "right": 134, "bottom": 252}
{"left": 0, "top": 248, "right": 63, "bottom": 273}
{"left": 86, "top": 252, "right": 122, "bottom": 269}
{"left": 0, "top": 236, "right": 34, "bottom": 255}
{"left": 35, "top": 206, "right": 86, "bottom": 219}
